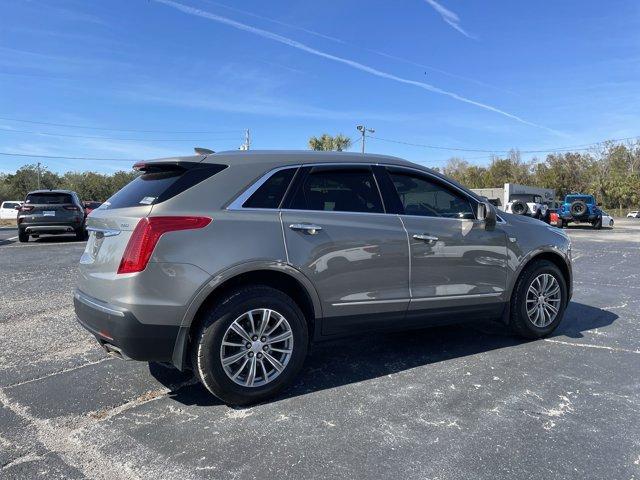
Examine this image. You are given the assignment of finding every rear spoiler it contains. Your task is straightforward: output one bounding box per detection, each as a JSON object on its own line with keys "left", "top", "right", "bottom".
{"left": 132, "top": 161, "right": 201, "bottom": 173}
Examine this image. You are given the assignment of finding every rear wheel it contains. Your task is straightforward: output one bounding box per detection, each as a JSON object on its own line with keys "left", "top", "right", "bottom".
{"left": 75, "top": 228, "right": 88, "bottom": 241}
{"left": 18, "top": 229, "right": 28, "bottom": 243}
{"left": 593, "top": 217, "right": 602, "bottom": 230}
{"left": 191, "top": 286, "right": 308, "bottom": 406}
{"left": 510, "top": 260, "right": 567, "bottom": 339}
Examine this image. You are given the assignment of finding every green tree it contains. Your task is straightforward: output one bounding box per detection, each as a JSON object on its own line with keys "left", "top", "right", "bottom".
{"left": 308, "top": 133, "right": 352, "bottom": 151}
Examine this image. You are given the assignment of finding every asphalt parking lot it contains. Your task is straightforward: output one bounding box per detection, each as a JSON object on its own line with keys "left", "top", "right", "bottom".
{"left": 1, "top": 221, "right": 639, "bottom": 479}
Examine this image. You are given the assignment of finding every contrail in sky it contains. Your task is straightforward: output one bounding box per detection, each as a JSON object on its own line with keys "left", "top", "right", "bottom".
{"left": 153, "top": 0, "right": 555, "bottom": 132}
{"left": 423, "top": 0, "right": 475, "bottom": 39}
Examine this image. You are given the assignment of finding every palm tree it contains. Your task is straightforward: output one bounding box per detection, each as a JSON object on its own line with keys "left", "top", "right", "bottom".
{"left": 308, "top": 133, "right": 352, "bottom": 152}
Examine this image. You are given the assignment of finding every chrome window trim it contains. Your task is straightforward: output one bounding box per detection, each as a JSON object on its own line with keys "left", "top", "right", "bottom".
{"left": 227, "top": 161, "right": 482, "bottom": 220}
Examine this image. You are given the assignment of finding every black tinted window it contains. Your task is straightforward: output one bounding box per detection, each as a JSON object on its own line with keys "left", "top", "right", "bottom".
{"left": 388, "top": 170, "right": 474, "bottom": 219}
{"left": 25, "top": 193, "right": 73, "bottom": 205}
{"left": 243, "top": 168, "right": 296, "bottom": 209}
{"left": 104, "top": 163, "right": 226, "bottom": 209}
{"left": 289, "top": 167, "right": 383, "bottom": 213}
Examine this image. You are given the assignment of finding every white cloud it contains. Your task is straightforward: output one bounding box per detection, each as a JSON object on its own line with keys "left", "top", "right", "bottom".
{"left": 153, "top": 0, "right": 556, "bottom": 133}
{"left": 423, "top": 0, "right": 475, "bottom": 39}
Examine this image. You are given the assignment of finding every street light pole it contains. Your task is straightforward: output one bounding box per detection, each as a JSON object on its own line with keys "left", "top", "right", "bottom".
{"left": 356, "top": 125, "right": 375, "bottom": 154}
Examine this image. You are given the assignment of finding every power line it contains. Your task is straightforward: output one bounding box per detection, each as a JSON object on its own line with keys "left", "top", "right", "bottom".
{"left": 0, "top": 152, "right": 138, "bottom": 161}
{"left": 367, "top": 135, "right": 640, "bottom": 155}
{"left": 0, "top": 126, "right": 243, "bottom": 142}
{"left": 0, "top": 115, "right": 241, "bottom": 134}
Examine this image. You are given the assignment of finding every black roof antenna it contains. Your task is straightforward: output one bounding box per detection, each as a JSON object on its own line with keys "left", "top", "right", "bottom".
{"left": 194, "top": 147, "right": 215, "bottom": 155}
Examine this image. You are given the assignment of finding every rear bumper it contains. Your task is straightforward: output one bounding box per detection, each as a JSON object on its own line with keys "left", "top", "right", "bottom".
{"left": 74, "top": 289, "right": 179, "bottom": 363}
{"left": 22, "top": 224, "right": 79, "bottom": 234}
{"left": 559, "top": 213, "right": 599, "bottom": 222}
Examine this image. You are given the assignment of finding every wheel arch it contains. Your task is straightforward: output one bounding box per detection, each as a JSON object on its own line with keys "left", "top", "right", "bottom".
{"left": 501, "top": 249, "right": 572, "bottom": 324}
{"left": 171, "top": 263, "right": 321, "bottom": 370}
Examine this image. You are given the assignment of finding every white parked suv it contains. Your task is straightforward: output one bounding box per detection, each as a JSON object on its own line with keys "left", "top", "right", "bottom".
{"left": 505, "top": 194, "right": 547, "bottom": 220}
{"left": 0, "top": 201, "right": 21, "bottom": 220}
{"left": 627, "top": 211, "right": 640, "bottom": 219}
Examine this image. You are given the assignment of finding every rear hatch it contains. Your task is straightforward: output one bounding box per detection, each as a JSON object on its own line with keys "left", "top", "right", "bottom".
{"left": 79, "top": 160, "right": 226, "bottom": 300}
{"left": 23, "top": 192, "right": 79, "bottom": 224}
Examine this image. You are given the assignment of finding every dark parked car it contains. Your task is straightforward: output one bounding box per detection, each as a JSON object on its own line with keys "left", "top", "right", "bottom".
{"left": 75, "top": 151, "right": 572, "bottom": 405}
{"left": 18, "top": 190, "right": 87, "bottom": 242}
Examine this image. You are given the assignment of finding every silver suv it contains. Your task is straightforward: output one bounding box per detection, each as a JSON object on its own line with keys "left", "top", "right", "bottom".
{"left": 75, "top": 151, "right": 572, "bottom": 405}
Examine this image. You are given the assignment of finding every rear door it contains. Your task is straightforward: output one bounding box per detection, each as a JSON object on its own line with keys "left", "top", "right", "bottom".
{"left": 280, "top": 165, "right": 410, "bottom": 335}
{"left": 381, "top": 166, "right": 508, "bottom": 321}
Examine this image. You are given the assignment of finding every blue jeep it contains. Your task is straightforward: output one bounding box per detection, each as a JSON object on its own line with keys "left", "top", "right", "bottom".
{"left": 558, "top": 193, "right": 603, "bottom": 229}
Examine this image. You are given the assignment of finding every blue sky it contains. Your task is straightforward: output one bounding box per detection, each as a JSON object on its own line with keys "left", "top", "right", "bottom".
{"left": 1, "top": 0, "right": 639, "bottom": 174}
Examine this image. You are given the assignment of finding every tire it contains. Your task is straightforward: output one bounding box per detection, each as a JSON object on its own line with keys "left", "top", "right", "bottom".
{"left": 191, "top": 286, "right": 308, "bottom": 406}
{"left": 593, "top": 217, "right": 602, "bottom": 230}
{"left": 570, "top": 200, "right": 587, "bottom": 217}
{"left": 511, "top": 200, "right": 528, "bottom": 215}
{"left": 75, "top": 228, "right": 88, "bottom": 241}
{"left": 18, "top": 229, "right": 28, "bottom": 243}
{"left": 509, "top": 260, "right": 568, "bottom": 339}
{"left": 610, "top": 220, "right": 614, "bottom": 227}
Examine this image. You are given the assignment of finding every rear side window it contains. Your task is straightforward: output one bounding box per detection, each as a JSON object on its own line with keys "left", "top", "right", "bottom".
{"left": 25, "top": 193, "right": 73, "bottom": 205}
{"left": 243, "top": 168, "right": 297, "bottom": 209}
{"left": 103, "top": 163, "right": 226, "bottom": 210}
{"left": 288, "top": 167, "right": 383, "bottom": 213}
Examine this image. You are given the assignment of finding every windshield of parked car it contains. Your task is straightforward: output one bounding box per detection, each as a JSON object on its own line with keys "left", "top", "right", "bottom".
{"left": 25, "top": 193, "right": 73, "bottom": 204}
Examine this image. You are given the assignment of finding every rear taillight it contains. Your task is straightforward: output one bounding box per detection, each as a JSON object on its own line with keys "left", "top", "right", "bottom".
{"left": 19, "top": 205, "right": 34, "bottom": 212}
{"left": 64, "top": 205, "right": 80, "bottom": 211}
{"left": 117, "top": 216, "right": 211, "bottom": 274}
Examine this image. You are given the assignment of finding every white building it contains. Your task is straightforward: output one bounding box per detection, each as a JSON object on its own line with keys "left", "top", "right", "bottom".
{"left": 472, "top": 183, "right": 555, "bottom": 210}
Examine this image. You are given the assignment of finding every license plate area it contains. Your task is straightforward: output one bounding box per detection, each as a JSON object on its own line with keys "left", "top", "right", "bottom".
{"left": 43, "top": 211, "right": 55, "bottom": 216}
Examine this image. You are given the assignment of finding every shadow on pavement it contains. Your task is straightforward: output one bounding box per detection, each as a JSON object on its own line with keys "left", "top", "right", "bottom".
{"left": 150, "top": 301, "right": 617, "bottom": 408}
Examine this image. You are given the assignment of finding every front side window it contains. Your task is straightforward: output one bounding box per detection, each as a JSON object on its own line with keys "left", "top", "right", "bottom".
{"left": 243, "top": 168, "right": 297, "bottom": 209}
{"left": 388, "top": 169, "right": 474, "bottom": 219}
{"left": 288, "top": 167, "right": 383, "bottom": 213}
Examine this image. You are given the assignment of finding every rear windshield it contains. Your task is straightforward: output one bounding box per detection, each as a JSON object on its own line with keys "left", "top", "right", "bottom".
{"left": 102, "top": 163, "right": 227, "bottom": 210}
{"left": 566, "top": 195, "right": 593, "bottom": 203}
{"left": 2, "top": 202, "right": 20, "bottom": 209}
{"left": 25, "top": 193, "right": 73, "bottom": 205}
{"left": 84, "top": 202, "right": 102, "bottom": 209}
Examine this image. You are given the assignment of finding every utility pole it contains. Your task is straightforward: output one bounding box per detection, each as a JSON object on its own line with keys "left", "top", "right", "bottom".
{"left": 239, "top": 129, "right": 251, "bottom": 150}
{"left": 356, "top": 125, "right": 375, "bottom": 154}
{"left": 37, "top": 162, "right": 41, "bottom": 189}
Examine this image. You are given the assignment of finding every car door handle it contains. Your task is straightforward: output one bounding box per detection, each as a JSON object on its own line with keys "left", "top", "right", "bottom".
{"left": 289, "top": 223, "right": 323, "bottom": 235}
{"left": 413, "top": 233, "right": 438, "bottom": 243}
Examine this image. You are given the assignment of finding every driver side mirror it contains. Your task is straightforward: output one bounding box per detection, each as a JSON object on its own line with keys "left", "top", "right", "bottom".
{"left": 477, "top": 201, "right": 497, "bottom": 230}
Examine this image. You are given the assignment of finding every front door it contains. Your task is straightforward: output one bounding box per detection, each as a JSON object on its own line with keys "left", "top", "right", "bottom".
{"left": 384, "top": 167, "right": 508, "bottom": 320}
{"left": 281, "top": 165, "right": 410, "bottom": 335}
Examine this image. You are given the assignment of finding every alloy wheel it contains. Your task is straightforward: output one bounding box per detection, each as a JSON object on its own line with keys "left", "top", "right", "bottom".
{"left": 220, "top": 308, "right": 294, "bottom": 387}
{"left": 525, "top": 273, "right": 562, "bottom": 327}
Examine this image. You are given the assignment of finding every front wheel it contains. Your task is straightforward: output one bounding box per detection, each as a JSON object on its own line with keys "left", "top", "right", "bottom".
{"left": 510, "top": 260, "right": 568, "bottom": 339}
{"left": 191, "top": 286, "right": 308, "bottom": 406}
